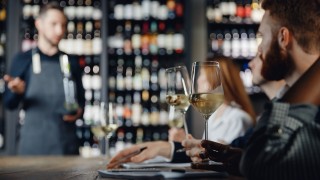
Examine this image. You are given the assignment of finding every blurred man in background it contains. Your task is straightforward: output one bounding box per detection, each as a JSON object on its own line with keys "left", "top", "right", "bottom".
{"left": 4, "top": 2, "right": 84, "bottom": 155}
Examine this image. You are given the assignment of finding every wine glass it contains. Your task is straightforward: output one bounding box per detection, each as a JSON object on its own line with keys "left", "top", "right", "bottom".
{"left": 189, "top": 61, "right": 224, "bottom": 140}
{"left": 165, "top": 66, "right": 191, "bottom": 135}
{"left": 91, "top": 102, "right": 118, "bottom": 158}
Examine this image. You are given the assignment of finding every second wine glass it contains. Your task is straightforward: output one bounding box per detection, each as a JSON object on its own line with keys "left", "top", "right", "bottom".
{"left": 189, "top": 61, "right": 224, "bottom": 140}
{"left": 165, "top": 66, "right": 191, "bottom": 134}
{"left": 91, "top": 102, "right": 118, "bottom": 158}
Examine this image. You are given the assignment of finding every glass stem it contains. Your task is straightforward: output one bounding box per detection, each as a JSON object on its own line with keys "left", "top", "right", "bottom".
{"left": 205, "top": 119, "right": 208, "bottom": 140}
{"left": 105, "top": 135, "right": 110, "bottom": 159}
{"left": 182, "top": 112, "right": 188, "bottom": 135}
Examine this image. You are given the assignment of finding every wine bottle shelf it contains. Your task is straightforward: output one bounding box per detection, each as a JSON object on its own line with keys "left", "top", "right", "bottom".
{"left": 206, "top": 0, "right": 262, "bottom": 94}
{"left": 108, "top": 17, "right": 184, "bottom": 23}
{"left": 208, "top": 21, "right": 260, "bottom": 27}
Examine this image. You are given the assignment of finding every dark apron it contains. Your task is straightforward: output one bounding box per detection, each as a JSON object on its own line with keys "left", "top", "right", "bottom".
{"left": 18, "top": 55, "right": 79, "bottom": 155}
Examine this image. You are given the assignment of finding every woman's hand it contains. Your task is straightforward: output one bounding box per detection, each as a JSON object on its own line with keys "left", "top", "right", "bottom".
{"left": 107, "top": 141, "right": 171, "bottom": 169}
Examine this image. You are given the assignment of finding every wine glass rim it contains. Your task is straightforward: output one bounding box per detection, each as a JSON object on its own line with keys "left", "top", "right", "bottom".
{"left": 165, "top": 65, "right": 187, "bottom": 72}
{"left": 193, "top": 61, "right": 219, "bottom": 66}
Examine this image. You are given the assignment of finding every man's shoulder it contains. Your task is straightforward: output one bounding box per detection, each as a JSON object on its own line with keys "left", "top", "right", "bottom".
{"left": 13, "top": 49, "right": 32, "bottom": 61}
{"left": 315, "top": 106, "right": 320, "bottom": 124}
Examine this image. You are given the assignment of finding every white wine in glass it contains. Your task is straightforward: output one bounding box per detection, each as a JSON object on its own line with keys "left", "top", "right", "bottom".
{"left": 167, "top": 106, "right": 184, "bottom": 128}
{"left": 190, "top": 61, "right": 224, "bottom": 140}
{"left": 91, "top": 102, "right": 118, "bottom": 157}
{"left": 166, "top": 94, "right": 190, "bottom": 112}
{"left": 165, "top": 66, "right": 191, "bottom": 133}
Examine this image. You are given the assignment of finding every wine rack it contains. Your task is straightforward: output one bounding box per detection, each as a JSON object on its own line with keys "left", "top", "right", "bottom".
{"left": 206, "top": 0, "right": 264, "bottom": 94}
{"left": 106, "top": 0, "right": 188, "bottom": 154}
{"left": 0, "top": 0, "right": 7, "bottom": 151}
{"left": 15, "top": 0, "right": 190, "bottom": 156}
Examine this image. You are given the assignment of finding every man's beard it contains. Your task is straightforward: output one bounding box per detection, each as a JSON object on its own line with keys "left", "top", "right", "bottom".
{"left": 260, "top": 37, "right": 294, "bottom": 81}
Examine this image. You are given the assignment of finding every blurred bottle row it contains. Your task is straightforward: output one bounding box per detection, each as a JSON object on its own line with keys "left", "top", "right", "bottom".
{"left": 206, "top": 0, "right": 264, "bottom": 24}
{"left": 208, "top": 28, "right": 260, "bottom": 59}
{"left": 109, "top": 0, "right": 183, "bottom": 20}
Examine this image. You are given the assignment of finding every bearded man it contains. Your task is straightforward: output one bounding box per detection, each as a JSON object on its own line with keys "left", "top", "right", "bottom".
{"left": 200, "top": 0, "right": 320, "bottom": 179}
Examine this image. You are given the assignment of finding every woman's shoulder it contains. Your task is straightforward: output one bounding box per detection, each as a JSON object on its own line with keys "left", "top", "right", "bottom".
{"left": 224, "top": 105, "right": 253, "bottom": 123}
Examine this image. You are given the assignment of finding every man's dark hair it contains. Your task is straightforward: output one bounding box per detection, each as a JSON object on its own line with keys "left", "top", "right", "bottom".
{"left": 39, "top": 1, "right": 64, "bottom": 17}
{"left": 262, "top": 0, "right": 320, "bottom": 53}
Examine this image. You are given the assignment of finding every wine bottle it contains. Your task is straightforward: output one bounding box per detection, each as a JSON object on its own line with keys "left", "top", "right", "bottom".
{"left": 82, "top": 63, "right": 92, "bottom": 91}
{"left": 150, "top": 0, "right": 159, "bottom": 19}
{"left": 116, "top": 96, "right": 124, "bottom": 126}
{"left": 136, "top": 127, "right": 144, "bottom": 143}
{"left": 116, "top": 59, "right": 125, "bottom": 91}
{"left": 157, "top": 21, "right": 166, "bottom": 55}
{"left": 131, "top": 24, "right": 141, "bottom": 54}
{"left": 141, "top": 59, "right": 150, "bottom": 90}
{"left": 248, "top": 29, "right": 257, "bottom": 58}
{"left": 133, "top": 56, "right": 143, "bottom": 90}
{"left": 115, "top": 129, "right": 125, "bottom": 152}
{"left": 123, "top": 21, "right": 132, "bottom": 55}
{"left": 150, "top": 95, "right": 160, "bottom": 125}
{"left": 231, "top": 29, "right": 241, "bottom": 58}
{"left": 140, "top": 108, "right": 150, "bottom": 126}
{"left": 132, "top": 1, "right": 142, "bottom": 20}
{"left": 91, "top": 64, "right": 101, "bottom": 91}
{"left": 114, "top": 3, "right": 124, "bottom": 20}
{"left": 150, "top": 59, "right": 159, "bottom": 91}
{"left": 123, "top": 94, "right": 132, "bottom": 127}
{"left": 124, "top": 66, "right": 133, "bottom": 91}
{"left": 141, "top": 22, "right": 150, "bottom": 55}
{"left": 210, "top": 32, "right": 219, "bottom": 53}
{"left": 175, "top": 0, "right": 183, "bottom": 18}
{"left": 75, "top": 21, "right": 84, "bottom": 55}
{"left": 92, "top": 20, "right": 102, "bottom": 55}
{"left": 222, "top": 30, "right": 231, "bottom": 57}
{"left": 141, "top": 0, "right": 151, "bottom": 20}
{"left": 240, "top": 29, "right": 249, "bottom": 58}
{"left": 220, "top": 0, "right": 229, "bottom": 22}
{"left": 132, "top": 92, "right": 142, "bottom": 126}
{"left": 166, "top": 0, "right": 175, "bottom": 19}
{"left": 149, "top": 21, "right": 158, "bottom": 55}
{"left": 124, "top": 3, "right": 133, "bottom": 20}
{"left": 173, "top": 33, "right": 184, "bottom": 54}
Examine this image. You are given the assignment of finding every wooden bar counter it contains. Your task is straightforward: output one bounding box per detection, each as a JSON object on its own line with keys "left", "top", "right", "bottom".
{"left": 0, "top": 156, "right": 244, "bottom": 180}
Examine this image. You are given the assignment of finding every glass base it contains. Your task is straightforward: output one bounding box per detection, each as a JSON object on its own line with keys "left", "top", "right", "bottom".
{"left": 191, "top": 160, "right": 225, "bottom": 172}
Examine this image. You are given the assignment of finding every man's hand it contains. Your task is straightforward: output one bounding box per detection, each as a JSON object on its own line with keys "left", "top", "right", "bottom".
{"left": 63, "top": 108, "right": 83, "bottom": 122}
{"left": 181, "top": 134, "right": 203, "bottom": 163}
{"left": 4, "top": 75, "right": 26, "bottom": 94}
{"left": 168, "top": 127, "right": 186, "bottom": 142}
{"left": 201, "top": 140, "right": 243, "bottom": 175}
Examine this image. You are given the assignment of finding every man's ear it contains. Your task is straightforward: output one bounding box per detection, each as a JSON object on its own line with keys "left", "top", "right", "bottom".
{"left": 277, "top": 27, "right": 291, "bottom": 50}
{"left": 34, "top": 18, "right": 41, "bottom": 31}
